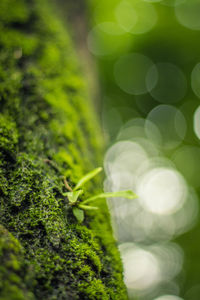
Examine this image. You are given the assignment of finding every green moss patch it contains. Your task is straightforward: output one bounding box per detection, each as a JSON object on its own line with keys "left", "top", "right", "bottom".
{"left": 0, "top": 0, "right": 127, "bottom": 299}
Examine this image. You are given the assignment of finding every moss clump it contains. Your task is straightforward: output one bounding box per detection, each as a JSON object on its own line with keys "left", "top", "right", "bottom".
{"left": 0, "top": 225, "right": 35, "bottom": 300}
{"left": 0, "top": 0, "right": 127, "bottom": 299}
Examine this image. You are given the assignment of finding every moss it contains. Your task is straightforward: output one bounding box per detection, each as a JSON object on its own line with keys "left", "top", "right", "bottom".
{"left": 0, "top": 114, "right": 18, "bottom": 155}
{"left": 0, "top": 225, "right": 35, "bottom": 300}
{"left": 0, "top": 0, "right": 127, "bottom": 299}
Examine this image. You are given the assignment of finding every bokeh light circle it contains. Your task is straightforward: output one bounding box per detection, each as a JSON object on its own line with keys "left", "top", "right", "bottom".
{"left": 146, "top": 105, "right": 187, "bottom": 150}
{"left": 117, "top": 118, "right": 161, "bottom": 148}
{"left": 151, "top": 243, "right": 184, "bottom": 281}
{"left": 119, "top": 244, "right": 160, "bottom": 290}
{"left": 114, "top": 53, "right": 155, "bottom": 95}
{"left": 193, "top": 106, "right": 200, "bottom": 139}
{"left": 137, "top": 167, "right": 187, "bottom": 215}
{"left": 87, "top": 22, "right": 130, "bottom": 57}
{"left": 175, "top": 0, "right": 200, "bottom": 30}
{"left": 146, "top": 62, "right": 187, "bottom": 103}
{"left": 173, "top": 187, "right": 199, "bottom": 235}
{"left": 154, "top": 295, "right": 184, "bottom": 300}
{"left": 115, "top": 0, "right": 157, "bottom": 35}
{"left": 115, "top": 1, "right": 138, "bottom": 32}
{"left": 191, "top": 63, "right": 200, "bottom": 98}
{"left": 104, "top": 140, "right": 148, "bottom": 179}
{"left": 144, "top": 0, "right": 162, "bottom": 2}
{"left": 162, "top": 0, "right": 185, "bottom": 6}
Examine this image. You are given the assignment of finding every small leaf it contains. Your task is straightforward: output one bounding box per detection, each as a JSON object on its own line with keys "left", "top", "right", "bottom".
{"left": 73, "top": 207, "right": 84, "bottom": 222}
{"left": 82, "top": 190, "right": 137, "bottom": 204}
{"left": 79, "top": 204, "right": 99, "bottom": 211}
{"left": 74, "top": 167, "right": 102, "bottom": 191}
{"left": 63, "top": 190, "right": 83, "bottom": 204}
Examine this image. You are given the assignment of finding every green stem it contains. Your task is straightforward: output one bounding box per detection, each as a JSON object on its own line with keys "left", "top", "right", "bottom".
{"left": 79, "top": 204, "right": 99, "bottom": 210}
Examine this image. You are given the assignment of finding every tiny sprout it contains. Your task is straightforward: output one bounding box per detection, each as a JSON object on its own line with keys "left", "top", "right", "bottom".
{"left": 63, "top": 167, "right": 137, "bottom": 223}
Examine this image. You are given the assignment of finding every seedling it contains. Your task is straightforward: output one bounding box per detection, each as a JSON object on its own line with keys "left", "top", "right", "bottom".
{"left": 63, "top": 167, "right": 137, "bottom": 222}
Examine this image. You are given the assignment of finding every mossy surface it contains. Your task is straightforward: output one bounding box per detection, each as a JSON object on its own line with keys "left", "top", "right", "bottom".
{"left": 0, "top": 0, "right": 127, "bottom": 299}
{"left": 0, "top": 225, "right": 35, "bottom": 300}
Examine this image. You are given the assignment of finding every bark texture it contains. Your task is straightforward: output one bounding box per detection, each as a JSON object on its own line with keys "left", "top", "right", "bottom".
{"left": 0, "top": 0, "right": 127, "bottom": 299}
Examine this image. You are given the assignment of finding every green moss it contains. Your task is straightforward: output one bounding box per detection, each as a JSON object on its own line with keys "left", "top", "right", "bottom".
{"left": 0, "top": 225, "right": 35, "bottom": 300}
{"left": 78, "top": 279, "right": 109, "bottom": 300}
{"left": 0, "top": 114, "right": 18, "bottom": 153}
{"left": 0, "top": 0, "right": 127, "bottom": 299}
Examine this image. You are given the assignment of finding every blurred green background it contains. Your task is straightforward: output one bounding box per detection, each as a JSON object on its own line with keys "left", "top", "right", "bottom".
{"left": 83, "top": 0, "right": 200, "bottom": 299}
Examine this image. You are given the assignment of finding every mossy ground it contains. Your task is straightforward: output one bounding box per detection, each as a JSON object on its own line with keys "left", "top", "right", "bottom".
{"left": 0, "top": 0, "right": 127, "bottom": 299}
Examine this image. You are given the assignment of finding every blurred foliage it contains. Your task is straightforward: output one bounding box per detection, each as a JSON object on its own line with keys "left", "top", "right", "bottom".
{"left": 86, "top": 0, "right": 200, "bottom": 299}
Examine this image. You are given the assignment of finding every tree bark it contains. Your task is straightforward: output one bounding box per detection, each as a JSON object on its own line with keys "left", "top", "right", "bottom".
{"left": 0, "top": 0, "right": 127, "bottom": 299}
